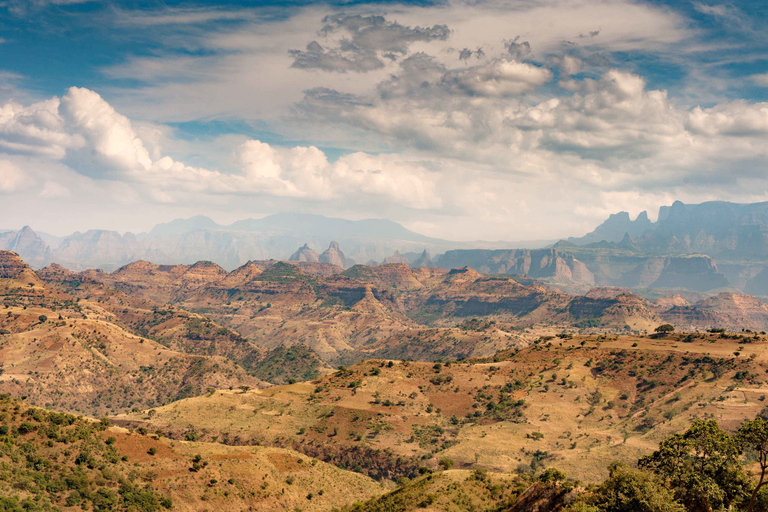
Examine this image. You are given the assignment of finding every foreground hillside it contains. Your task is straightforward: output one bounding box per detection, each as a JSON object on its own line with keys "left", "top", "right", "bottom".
{"left": 0, "top": 251, "right": 269, "bottom": 416}
{"left": 0, "top": 394, "right": 386, "bottom": 512}
{"left": 115, "top": 331, "right": 768, "bottom": 485}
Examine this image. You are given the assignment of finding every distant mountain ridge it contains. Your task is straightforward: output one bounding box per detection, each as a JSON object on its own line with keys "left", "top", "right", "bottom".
{"left": 569, "top": 200, "right": 768, "bottom": 258}
{"left": 0, "top": 214, "right": 511, "bottom": 272}
{"left": 10, "top": 201, "right": 768, "bottom": 296}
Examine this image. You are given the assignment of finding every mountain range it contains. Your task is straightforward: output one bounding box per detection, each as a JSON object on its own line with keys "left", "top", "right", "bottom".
{"left": 9, "top": 201, "right": 768, "bottom": 296}
{"left": 0, "top": 213, "right": 524, "bottom": 272}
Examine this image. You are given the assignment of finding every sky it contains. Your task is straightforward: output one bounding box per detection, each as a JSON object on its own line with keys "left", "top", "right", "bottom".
{"left": 0, "top": 0, "right": 766, "bottom": 241}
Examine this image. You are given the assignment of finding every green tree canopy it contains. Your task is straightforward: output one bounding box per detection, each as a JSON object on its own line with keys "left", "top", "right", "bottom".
{"left": 588, "top": 463, "right": 685, "bottom": 512}
{"left": 638, "top": 419, "right": 750, "bottom": 512}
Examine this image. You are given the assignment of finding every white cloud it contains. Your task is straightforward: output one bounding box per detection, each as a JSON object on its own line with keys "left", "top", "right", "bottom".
{"left": 59, "top": 87, "right": 153, "bottom": 178}
{"left": 101, "top": 0, "right": 694, "bottom": 123}
{"left": 0, "top": 88, "right": 441, "bottom": 210}
{"left": 453, "top": 60, "right": 552, "bottom": 96}
{"left": 0, "top": 159, "right": 24, "bottom": 192}
{"left": 751, "top": 73, "right": 768, "bottom": 87}
{"left": 687, "top": 101, "right": 768, "bottom": 136}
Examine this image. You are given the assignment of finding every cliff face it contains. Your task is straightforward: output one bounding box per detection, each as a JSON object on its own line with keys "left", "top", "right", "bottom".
{"left": 320, "top": 241, "right": 347, "bottom": 268}
{"left": 0, "top": 226, "right": 50, "bottom": 267}
{"left": 649, "top": 255, "right": 730, "bottom": 291}
{"left": 570, "top": 201, "right": 768, "bottom": 258}
{"left": 630, "top": 201, "right": 768, "bottom": 258}
{"left": 55, "top": 230, "right": 143, "bottom": 270}
{"left": 436, "top": 249, "right": 595, "bottom": 285}
{"left": 569, "top": 210, "right": 653, "bottom": 245}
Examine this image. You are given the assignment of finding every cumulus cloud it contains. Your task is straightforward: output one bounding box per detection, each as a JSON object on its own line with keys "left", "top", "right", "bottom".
{"left": 686, "top": 101, "right": 768, "bottom": 136}
{"left": 503, "top": 39, "right": 531, "bottom": 60}
{"left": 0, "top": 88, "right": 441, "bottom": 209}
{"left": 451, "top": 60, "right": 552, "bottom": 96}
{"left": 289, "top": 40, "right": 384, "bottom": 73}
{"left": 290, "top": 13, "right": 449, "bottom": 72}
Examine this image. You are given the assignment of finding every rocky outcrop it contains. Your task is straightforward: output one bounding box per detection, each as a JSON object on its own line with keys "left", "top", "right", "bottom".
{"left": 0, "top": 250, "right": 42, "bottom": 286}
{"left": 410, "top": 250, "right": 435, "bottom": 268}
{"left": 381, "top": 250, "right": 409, "bottom": 265}
{"left": 506, "top": 482, "right": 574, "bottom": 512}
{"left": 661, "top": 293, "right": 768, "bottom": 332}
{"left": 436, "top": 249, "right": 595, "bottom": 285}
{"left": 650, "top": 255, "right": 730, "bottom": 291}
{"left": 569, "top": 210, "right": 653, "bottom": 245}
{"left": 0, "top": 226, "right": 50, "bottom": 267}
{"left": 288, "top": 244, "right": 320, "bottom": 263}
{"left": 320, "top": 241, "right": 346, "bottom": 268}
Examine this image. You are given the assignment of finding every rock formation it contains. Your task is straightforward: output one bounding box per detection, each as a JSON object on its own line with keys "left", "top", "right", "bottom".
{"left": 381, "top": 250, "right": 409, "bottom": 265}
{"left": 288, "top": 244, "right": 320, "bottom": 262}
{"left": 410, "top": 250, "right": 435, "bottom": 268}
{"left": 320, "top": 241, "right": 346, "bottom": 268}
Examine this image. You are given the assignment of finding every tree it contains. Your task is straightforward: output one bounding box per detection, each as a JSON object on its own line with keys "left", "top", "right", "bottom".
{"left": 238, "top": 385, "right": 250, "bottom": 394}
{"left": 38, "top": 315, "right": 47, "bottom": 323}
{"left": 654, "top": 324, "right": 675, "bottom": 334}
{"left": 539, "top": 468, "right": 567, "bottom": 487}
{"left": 585, "top": 463, "right": 685, "bottom": 512}
{"left": 639, "top": 420, "right": 750, "bottom": 512}
{"left": 738, "top": 417, "right": 768, "bottom": 512}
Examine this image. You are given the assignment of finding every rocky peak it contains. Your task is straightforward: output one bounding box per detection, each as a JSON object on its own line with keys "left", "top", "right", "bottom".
{"left": 288, "top": 243, "right": 320, "bottom": 263}
{"left": 410, "top": 250, "right": 435, "bottom": 268}
{"left": 3, "top": 226, "right": 50, "bottom": 266}
{"left": 320, "top": 241, "right": 346, "bottom": 268}
{"left": 568, "top": 209, "right": 654, "bottom": 245}
{"left": 382, "top": 250, "right": 409, "bottom": 265}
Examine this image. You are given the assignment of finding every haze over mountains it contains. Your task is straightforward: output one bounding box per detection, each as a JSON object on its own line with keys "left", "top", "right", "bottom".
{"left": 0, "top": 213, "right": 521, "bottom": 272}
{"left": 7, "top": 201, "right": 768, "bottom": 296}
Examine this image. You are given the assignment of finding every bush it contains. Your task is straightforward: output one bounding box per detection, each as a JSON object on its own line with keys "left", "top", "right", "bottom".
{"left": 587, "top": 463, "right": 684, "bottom": 512}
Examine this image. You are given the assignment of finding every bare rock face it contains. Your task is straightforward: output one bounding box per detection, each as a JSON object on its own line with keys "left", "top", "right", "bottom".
{"left": 381, "top": 250, "right": 408, "bottom": 265}
{"left": 320, "top": 241, "right": 346, "bottom": 268}
{"left": 436, "top": 249, "right": 594, "bottom": 285}
{"left": 0, "top": 226, "right": 50, "bottom": 267}
{"left": 650, "top": 255, "right": 729, "bottom": 291}
{"left": 288, "top": 244, "right": 320, "bottom": 263}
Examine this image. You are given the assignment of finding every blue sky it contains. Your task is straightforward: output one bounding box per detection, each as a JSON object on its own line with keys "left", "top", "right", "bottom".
{"left": 0, "top": 0, "right": 766, "bottom": 240}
